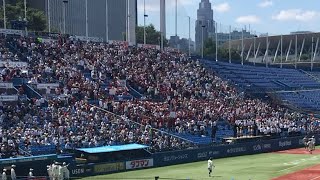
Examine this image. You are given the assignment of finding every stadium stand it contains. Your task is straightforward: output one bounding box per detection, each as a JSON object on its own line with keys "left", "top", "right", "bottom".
{"left": 0, "top": 33, "right": 320, "bottom": 160}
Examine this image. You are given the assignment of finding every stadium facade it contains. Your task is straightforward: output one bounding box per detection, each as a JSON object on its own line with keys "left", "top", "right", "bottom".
{"left": 221, "top": 32, "right": 320, "bottom": 67}
{"left": 29, "top": 0, "right": 137, "bottom": 43}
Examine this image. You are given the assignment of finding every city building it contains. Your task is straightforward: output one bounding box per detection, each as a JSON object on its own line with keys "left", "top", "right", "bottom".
{"left": 29, "top": 0, "right": 137, "bottom": 43}
{"left": 217, "top": 30, "right": 256, "bottom": 46}
{"left": 195, "top": 0, "right": 215, "bottom": 52}
{"left": 169, "top": 36, "right": 195, "bottom": 53}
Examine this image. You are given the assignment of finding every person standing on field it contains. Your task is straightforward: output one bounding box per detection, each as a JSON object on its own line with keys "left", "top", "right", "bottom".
{"left": 208, "top": 157, "right": 215, "bottom": 177}
{"left": 2, "top": 169, "right": 7, "bottom": 180}
{"left": 10, "top": 165, "right": 16, "bottom": 180}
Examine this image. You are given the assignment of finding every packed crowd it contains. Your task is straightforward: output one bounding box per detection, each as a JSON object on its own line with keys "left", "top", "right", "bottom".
{"left": 0, "top": 34, "right": 318, "bottom": 159}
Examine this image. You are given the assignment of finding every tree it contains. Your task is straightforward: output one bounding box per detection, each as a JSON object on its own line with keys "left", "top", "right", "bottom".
{"left": 136, "top": 24, "right": 168, "bottom": 46}
{"left": 0, "top": 0, "right": 47, "bottom": 31}
{"left": 203, "top": 38, "right": 241, "bottom": 61}
{"left": 203, "top": 38, "right": 216, "bottom": 58}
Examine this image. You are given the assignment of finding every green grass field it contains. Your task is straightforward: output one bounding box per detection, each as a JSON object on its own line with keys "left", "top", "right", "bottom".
{"left": 81, "top": 151, "right": 320, "bottom": 180}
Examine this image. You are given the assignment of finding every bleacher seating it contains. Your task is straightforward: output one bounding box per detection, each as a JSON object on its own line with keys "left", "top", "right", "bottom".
{"left": 201, "top": 60, "right": 320, "bottom": 112}
{"left": 277, "top": 90, "right": 320, "bottom": 111}
{"left": 201, "top": 60, "right": 320, "bottom": 92}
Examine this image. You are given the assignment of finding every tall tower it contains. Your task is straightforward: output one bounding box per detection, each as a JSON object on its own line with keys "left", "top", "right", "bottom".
{"left": 195, "top": 0, "right": 215, "bottom": 53}
{"left": 160, "top": 0, "right": 166, "bottom": 50}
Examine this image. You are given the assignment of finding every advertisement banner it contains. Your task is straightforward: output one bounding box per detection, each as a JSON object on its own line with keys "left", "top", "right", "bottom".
{"left": 70, "top": 165, "right": 93, "bottom": 177}
{"left": 0, "top": 83, "right": 13, "bottom": 88}
{"left": 153, "top": 135, "right": 315, "bottom": 167}
{"left": 0, "top": 29, "right": 24, "bottom": 35}
{"left": 37, "top": 83, "right": 59, "bottom": 89}
{"left": 0, "top": 61, "right": 28, "bottom": 68}
{"left": 0, "top": 95, "right": 18, "bottom": 102}
{"left": 126, "top": 159, "right": 154, "bottom": 170}
{"left": 70, "top": 36, "right": 103, "bottom": 43}
{"left": 0, "top": 154, "right": 56, "bottom": 165}
{"left": 93, "top": 162, "right": 125, "bottom": 174}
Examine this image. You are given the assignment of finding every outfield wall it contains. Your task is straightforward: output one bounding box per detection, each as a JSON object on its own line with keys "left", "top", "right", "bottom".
{"left": 1, "top": 135, "right": 317, "bottom": 178}
{"left": 153, "top": 135, "right": 310, "bottom": 167}
{"left": 69, "top": 134, "right": 320, "bottom": 177}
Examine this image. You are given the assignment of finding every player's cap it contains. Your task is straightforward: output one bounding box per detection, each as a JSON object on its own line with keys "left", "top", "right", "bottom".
{"left": 3, "top": 169, "right": 6, "bottom": 171}
{"left": 30, "top": 168, "right": 33, "bottom": 171}
{"left": 11, "top": 165, "right": 16, "bottom": 168}
{"left": 209, "top": 157, "right": 212, "bottom": 160}
{"left": 312, "top": 136, "right": 315, "bottom": 137}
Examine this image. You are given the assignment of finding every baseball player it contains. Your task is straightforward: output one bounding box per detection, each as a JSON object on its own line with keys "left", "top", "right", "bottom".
{"left": 303, "top": 136, "right": 308, "bottom": 149}
{"left": 10, "top": 165, "right": 16, "bottom": 180}
{"left": 58, "top": 164, "right": 64, "bottom": 180}
{"left": 2, "top": 169, "right": 7, "bottom": 180}
{"left": 208, "top": 157, "right": 215, "bottom": 177}
{"left": 52, "top": 162, "right": 59, "bottom": 180}
{"left": 312, "top": 136, "right": 316, "bottom": 150}
{"left": 29, "top": 168, "right": 34, "bottom": 178}
{"left": 62, "top": 162, "right": 70, "bottom": 180}
{"left": 307, "top": 140, "right": 313, "bottom": 154}
{"left": 47, "top": 165, "right": 53, "bottom": 180}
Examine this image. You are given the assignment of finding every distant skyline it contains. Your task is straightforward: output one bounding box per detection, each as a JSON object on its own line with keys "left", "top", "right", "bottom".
{"left": 136, "top": 0, "right": 320, "bottom": 40}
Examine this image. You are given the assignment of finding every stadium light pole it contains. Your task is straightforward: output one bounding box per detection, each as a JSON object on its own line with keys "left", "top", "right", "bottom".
{"left": 229, "top": 25, "right": 231, "bottom": 63}
{"left": 85, "top": 0, "right": 88, "bottom": 39}
{"left": 188, "top": 16, "right": 191, "bottom": 56}
{"left": 241, "top": 28, "right": 244, "bottom": 65}
{"left": 62, "top": 0, "right": 68, "bottom": 34}
{"left": 47, "top": 0, "right": 51, "bottom": 33}
{"left": 105, "top": 0, "right": 109, "bottom": 42}
{"left": 280, "top": 35, "right": 283, "bottom": 68}
{"left": 175, "top": 0, "right": 177, "bottom": 36}
{"left": 143, "top": 0, "right": 148, "bottom": 45}
{"left": 215, "top": 22, "right": 218, "bottom": 61}
{"left": 312, "top": 37, "right": 314, "bottom": 63}
{"left": 266, "top": 34, "right": 269, "bottom": 68}
{"left": 24, "top": 0, "right": 27, "bottom": 34}
{"left": 2, "top": 0, "right": 6, "bottom": 29}
{"left": 295, "top": 34, "right": 298, "bottom": 69}
{"left": 201, "top": 25, "right": 205, "bottom": 59}
{"left": 126, "top": 0, "right": 131, "bottom": 44}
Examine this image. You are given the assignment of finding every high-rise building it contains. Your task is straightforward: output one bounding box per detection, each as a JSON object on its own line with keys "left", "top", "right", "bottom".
{"left": 195, "top": 0, "right": 215, "bottom": 52}
{"left": 29, "top": 0, "right": 137, "bottom": 43}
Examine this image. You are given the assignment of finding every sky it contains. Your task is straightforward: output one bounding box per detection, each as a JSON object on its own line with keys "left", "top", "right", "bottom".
{"left": 136, "top": 0, "right": 320, "bottom": 40}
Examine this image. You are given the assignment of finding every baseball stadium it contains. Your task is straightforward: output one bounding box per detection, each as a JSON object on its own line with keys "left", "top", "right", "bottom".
{"left": 0, "top": 0, "right": 320, "bottom": 180}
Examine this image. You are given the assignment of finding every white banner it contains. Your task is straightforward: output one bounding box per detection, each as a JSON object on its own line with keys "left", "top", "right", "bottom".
{"left": 0, "top": 29, "right": 24, "bottom": 35}
{"left": 125, "top": 159, "right": 153, "bottom": 170}
{"left": 70, "top": 36, "right": 103, "bottom": 43}
{"left": 41, "top": 38, "right": 57, "bottom": 43}
{"left": 0, "top": 61, "right": 28, "bottom": 68}
{"left": 37, "top": 83, "right": 59, "bottom": 89}
{"left": 0, "top": 83, "right": 13, "bottom": 88}
{"left": 138, "top": 44, "right": 160, "bottom": 50}
{"left": 0, "top": 95, "right": 18, "bottom": 101}
{"left": 118, "top": 80, "right": 126, "bottom": 87}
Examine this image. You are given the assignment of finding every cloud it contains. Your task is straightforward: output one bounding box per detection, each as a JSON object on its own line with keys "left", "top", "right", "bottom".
{"left": 213, "top": 3, "right": 231, "bottom": 13}
{"left": 258, "top": 0, "right": 273, "bottom": 8}
{"left": 137, "top": 0, "right": 160, "bottom": 13}
{"left": 137, "top": 0, "right": 194, "bottom": 13}
{"left": 272, "top": 9, "right": 320, "bottom": 22}
{"left": 236, "top": 15, "right": 261, "bottom": 24}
